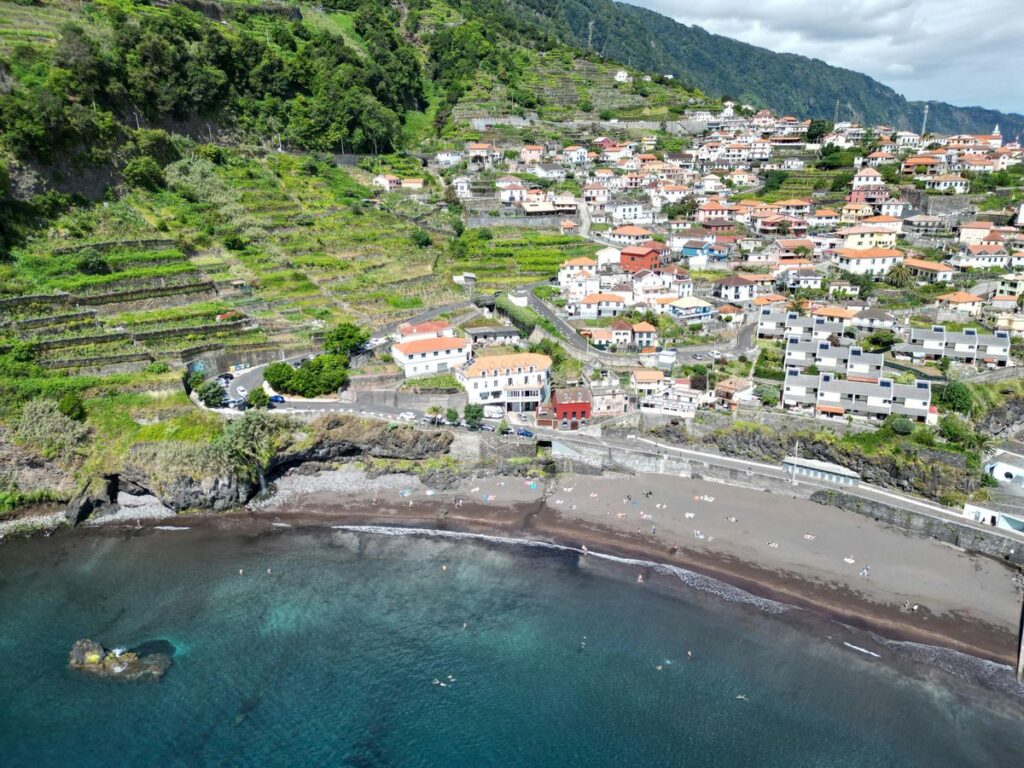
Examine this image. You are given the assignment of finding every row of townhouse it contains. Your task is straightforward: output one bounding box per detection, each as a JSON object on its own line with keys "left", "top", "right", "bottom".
{"left": 783, "top": 370, "right": 936, "bottom": 424}
{"left": 893, "top": 326, "right": 1012, "bottom": 367}
{"left": 783, "top": 339, "right": 885, "bottom": 381}
{"left": 757, "top": 309, "right": 849, "bottom": 341}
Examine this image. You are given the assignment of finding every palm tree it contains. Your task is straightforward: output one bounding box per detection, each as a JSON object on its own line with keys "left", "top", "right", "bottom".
{"left": 885, "top": 262, "right": 912, "bottom": 288}
{"left": 427, "top": 405, "right": 443, "bottom": 423}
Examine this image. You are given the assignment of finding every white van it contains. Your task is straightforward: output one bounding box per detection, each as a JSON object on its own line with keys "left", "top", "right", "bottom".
{"left": 483, "top": 405, "right": 505, "bottom": 419}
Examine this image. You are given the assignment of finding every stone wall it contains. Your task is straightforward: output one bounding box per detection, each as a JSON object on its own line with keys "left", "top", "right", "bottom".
{"left": 811, "top": 490, "right": 1024, "bottom": 567}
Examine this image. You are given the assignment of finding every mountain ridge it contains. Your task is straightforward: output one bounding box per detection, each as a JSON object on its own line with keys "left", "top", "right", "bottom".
{"left": 499, "top": 0, "right": 1023, "bottom": 138}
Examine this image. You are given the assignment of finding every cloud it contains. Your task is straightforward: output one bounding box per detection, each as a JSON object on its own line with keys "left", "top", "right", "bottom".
{"left": 631, "top": 0, "right": 1023, "bottom": 113}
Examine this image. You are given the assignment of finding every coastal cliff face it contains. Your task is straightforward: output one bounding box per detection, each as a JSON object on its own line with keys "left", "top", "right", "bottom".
{"left": 118, "top": 414, "right": 454, "bottom": 513}
{"left": 648, "top": 420, "right": 977, "bottom": 501}
{"left": 272, "top": 414, "right": 454, "bottom": 469}
{"left": 977, "top": 395, "right": 1024, "bottom": 437}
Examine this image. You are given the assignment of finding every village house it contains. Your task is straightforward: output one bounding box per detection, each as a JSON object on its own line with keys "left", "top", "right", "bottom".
{"left": 935, "top": 291, "right": 984, "bottom": 316}
{"left": 630, "top": 368, "right": 667, "bottom": 397}
{"left": 829, "top": 247, "right": 904, "bottom": 277}
{"left": 578, "top": 293, "right": 627, "bottom": 319}
{"left": 620, "top": 245, "right": 662, "bottom": 274}
{"left": 606, "top": 225, "right": 654, "bottom": 247}
{"left": 668, "top": 296, "right": 714, "bottom": 325}
{"left": 893, "top": 326, "right": 1012, "bottom": 367}
{"left": 925, "top": 174, "right": 970, "bottom": 194}
{"left": 391, "top": 335, "right": 471, "bottom": 379}
{"left": 456, "top": 352, "right": 552, "bottom": 413}
{"left": 537, "top": 387, "right": 592, "bottom": 431}
{"left": 714, "top": 275, "right": 757, "bottom": 303}
{"left": 373, "top": 173, "right": 401, "bottom": 191}
{"left": 904, "top": 257, "right": 955, "bottom": 284}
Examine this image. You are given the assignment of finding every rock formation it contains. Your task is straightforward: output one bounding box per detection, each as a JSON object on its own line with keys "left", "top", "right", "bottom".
{"left": 68, "top": 639, "right": 172, "bottom": 682}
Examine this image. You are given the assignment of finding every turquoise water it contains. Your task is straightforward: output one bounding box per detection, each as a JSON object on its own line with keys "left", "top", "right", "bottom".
{"left": 1, "top": 526, "right": 1022, "bottom": 767}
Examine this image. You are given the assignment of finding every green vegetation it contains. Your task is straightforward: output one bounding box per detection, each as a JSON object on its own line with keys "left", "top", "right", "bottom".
{"left": 447, "top": 228, "right": 597, "bottom": 290}
{"left": 524, "top": 0, "right": 1022, "bottom": 137}
{"left": 265, "top": 355, "right": 350, "bottom": 399}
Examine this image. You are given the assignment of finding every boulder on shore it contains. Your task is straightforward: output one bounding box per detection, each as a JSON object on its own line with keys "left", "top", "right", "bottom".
{"left": 68, "top": 639, "right": 171, "bottom": 682}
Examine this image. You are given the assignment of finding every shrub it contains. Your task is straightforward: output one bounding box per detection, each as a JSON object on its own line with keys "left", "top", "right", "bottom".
{"left": 76, "top": 248, "right": 111, "bottom": 275}
{"left": 323, "top": 323, "right": 369, "bottom": 356}
{"left": 145, "top": 361, "right": 171, "bottom": 374}
{"left": 753, "top": 384, "right": 780, "bottom": 407}
{"left": 445, "top": 408, "right": 459, "bottom": 424}
{"left": 247, "top": 388, "right": 270, "bottom": 409}
{"left": 15, "top": 400, "right": 90, "bottom": 461}
{"left": 938, "top": 414, "right": 971, "bottom": 445}
{"left": 57, "top": 392, "right": 86, "bottom": 421}
{"left": 464, "top": 403, "right": 483, "bottom": 428}
{"left": 938, "top": 381, "right": 972, "bottom": 414}
{"left": 887, "top": 416, "right": 914, "bottom": 436}
{"left": 410, "top": 229, "right": 431, "bottom": 248}
{"left": 122, "top": 157, "right": 166, "bottom": 190}
{"left": 196, "top": 381, "right": 227, "bottom": 408}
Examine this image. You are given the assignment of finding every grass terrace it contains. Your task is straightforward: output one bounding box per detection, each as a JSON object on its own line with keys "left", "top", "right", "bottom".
{"left": 446, "top": 228, "right": 598, "bottom": 290}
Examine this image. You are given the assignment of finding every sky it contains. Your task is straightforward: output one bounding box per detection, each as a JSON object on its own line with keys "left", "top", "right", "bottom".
{"left": 631, "top": 0, "right": 1023, "bottom": 114}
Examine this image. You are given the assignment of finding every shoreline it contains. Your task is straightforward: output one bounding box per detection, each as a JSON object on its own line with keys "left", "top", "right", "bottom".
{"left": 9, "top": 467, "right": 1022, "bottom": 672}
{"left": 230, "top": 486, "right": 1020, "bottom": 668}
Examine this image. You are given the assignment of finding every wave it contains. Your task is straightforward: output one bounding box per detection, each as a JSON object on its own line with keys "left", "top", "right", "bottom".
{"left": 329, "top": 524, "right": 791, "bottom": 615}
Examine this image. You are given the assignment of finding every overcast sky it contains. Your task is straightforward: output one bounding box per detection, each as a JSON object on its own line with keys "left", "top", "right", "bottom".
{"left": 630, "top": 1, "right": 1023, "bottom": 114}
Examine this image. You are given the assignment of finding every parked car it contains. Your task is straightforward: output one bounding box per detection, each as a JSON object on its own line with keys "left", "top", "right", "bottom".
{"left": 479, "top": 423, "right": 496, "bottom": 432}
{"left": 483, "top": 405, "right": 505, "bottom": 419}
{"left": 420, "top": 415, "right": 439, "bottom": 425}
{"left": 217, "top": 373, "right": 234, "bottom": 381}
{"left": 269, "top": 395, "right": 285, "bottom": 404}
{"left": 236, "top": 386, "right": 248, "bottom": 397}
{"left": 398, "top": 411, "right": 416, "bottom": 421}
{"left": 232, "top": 400, "right": 250, "bottom": 411}
{"left": 515, "top": 428, "right": 534, "bottom": 438}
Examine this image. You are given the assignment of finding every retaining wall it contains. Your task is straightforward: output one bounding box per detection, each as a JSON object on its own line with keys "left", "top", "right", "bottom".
{"left": 811, "top": 490, "right": 1024, "bottom": 567}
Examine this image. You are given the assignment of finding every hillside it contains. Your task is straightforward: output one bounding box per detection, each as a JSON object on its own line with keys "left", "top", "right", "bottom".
{"left": 503, "top": 0, "right": 1024, "bottom": 138}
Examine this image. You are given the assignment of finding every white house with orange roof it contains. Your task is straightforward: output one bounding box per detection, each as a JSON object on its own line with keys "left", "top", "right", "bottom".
{"left": 391, "top": 323, "right": 471, "bottom": 378}
{"left": 829, "top": 247, "right": 904, "bottom": 277}
{"left": 456, "top": 352, "right": 552, "bottom": 413}
{"left": 606, "top": 225, "right": 654, "bottom": 246}
{"left": 904, "top": 257, "right": 955, "bottom": 284}
{"left": 561, "top": 256, "right": 598, "bottom": 286}
{"left": 948, "top": 244, "right": 1010, "bottom": 270}
{"left": 836, "top": 226, "right": 898, "bottom": 250}
{"left": 578, "top": 293, "right": 627, "bottom": 319}
{"left": 935, "top": 291, "right": 984, "bottom": 316}
{"left": 958, "top": 221, "right": 994, "bottom": 245}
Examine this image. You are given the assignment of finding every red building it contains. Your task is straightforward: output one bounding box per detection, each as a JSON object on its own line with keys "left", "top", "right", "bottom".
{"left": 620, "top": 245, "right": 661, "bottom": 273}
{"left": 549, "top": 387, "right": 592, "bottom": 430}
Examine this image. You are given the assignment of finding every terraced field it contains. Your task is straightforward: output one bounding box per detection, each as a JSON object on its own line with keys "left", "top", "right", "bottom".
{"left": 2, "top": 150, "right": 465, "bottom": 375}
{"left": 0, "top": 0, "right": 79, "bottom": 53}
{"left": 444, "top": 228, "right": 599, "bottom": 291}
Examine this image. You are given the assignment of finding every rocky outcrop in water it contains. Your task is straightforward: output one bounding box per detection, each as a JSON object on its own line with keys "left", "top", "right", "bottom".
{"left": 68, "top": 639, "right": 172, "bottom": 682}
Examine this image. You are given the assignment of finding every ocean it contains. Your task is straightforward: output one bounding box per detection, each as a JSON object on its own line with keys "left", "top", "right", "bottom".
{"left": 1, "top": 524, "right": 1022, "bottom": 768}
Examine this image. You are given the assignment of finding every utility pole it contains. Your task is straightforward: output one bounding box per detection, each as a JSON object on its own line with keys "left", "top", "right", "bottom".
{"left": 833, "top": 98, "right": 840, "bottom": 125}
{"left": 920, "top": 104, "right": 929, "bottom": 137}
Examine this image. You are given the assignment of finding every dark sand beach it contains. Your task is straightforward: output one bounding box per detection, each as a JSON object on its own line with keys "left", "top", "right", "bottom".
{"left": 239, "top": 470, "right": 1024, "bottom": 666}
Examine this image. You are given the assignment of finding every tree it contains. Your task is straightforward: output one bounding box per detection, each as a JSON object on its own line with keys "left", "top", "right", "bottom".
{"left": 427, "top": 404, "right": 443, "bottom": 423}
{"left": 497, "top": 418, "right": 510, "bottom": 434}
{"left": 264, "top": 362, "right": 295, "bottom": 392}
{"left": 761, "top": 170, "right": 788, "bottom": 193}
{"left": 410, "top": 229, "right": 431, "bottom": 248}
{"left": 463, "top": 403, "right": 484, "bottom": 429}
{"left": 196, "top": 381, "right": 226, "bottom": 408}
{"left": 323, "top": 322, "right": 369, "bottom": 356}
{"left": 884, "top": 262, "right": 912, "bottom": 288}
{"left": 806, "top": 119, "right": 833, "bottom": 144}
{"left": 939, "top": 414, "right": 972, "bottom": 444}
{"left": 247, "top": 388, "right": 270, "bottom": 409}
{"left": 445, "top": 407, "right": 459, "bottom": 424}
{"left": 939, "top": 381, "right": 972, "bottom": 414}
{"left": 122, "top": 156, "right": 166, "bottom": 190}
{"left": 218, "top": 410, "right": 288, "bottom": 492}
